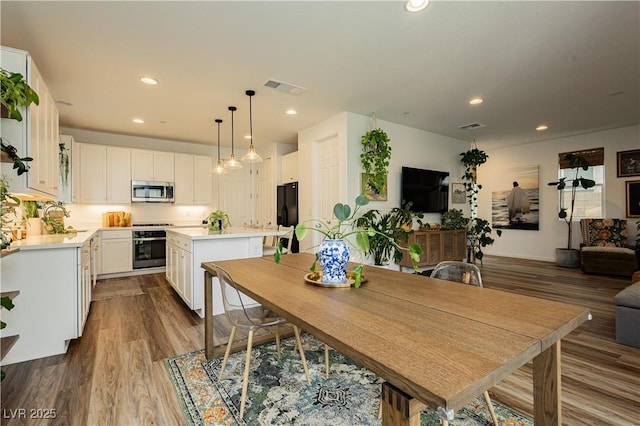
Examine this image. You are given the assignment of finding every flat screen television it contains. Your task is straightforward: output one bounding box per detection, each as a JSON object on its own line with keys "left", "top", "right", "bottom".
{"left": 401, "top": 167, "right": 450, "bottom": 213}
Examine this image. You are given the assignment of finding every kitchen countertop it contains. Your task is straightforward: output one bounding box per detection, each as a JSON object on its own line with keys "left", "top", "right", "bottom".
{"left": 166, "top": 226, "right": 287, "bottom": 240}
{"left": 9, "top": 228, "right": 99, "bottom": 250}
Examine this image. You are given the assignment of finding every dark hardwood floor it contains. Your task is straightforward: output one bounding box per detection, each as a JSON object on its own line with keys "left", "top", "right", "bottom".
{"left": 1, "top": 256, "right": 639, "bottom": 425}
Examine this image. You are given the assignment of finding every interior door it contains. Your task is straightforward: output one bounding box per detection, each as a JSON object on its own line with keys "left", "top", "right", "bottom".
{"left": 313, "top": 135, "right": 340, "bottom": 249}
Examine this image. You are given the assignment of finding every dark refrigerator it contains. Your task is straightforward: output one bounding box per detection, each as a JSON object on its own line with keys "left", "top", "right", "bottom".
{"left": 277, "top": 182, "right": 299, "bottom": 253}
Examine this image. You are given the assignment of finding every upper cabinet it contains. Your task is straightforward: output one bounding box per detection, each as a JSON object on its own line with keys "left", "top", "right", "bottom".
{"left": 281, "top": 151, "right": 299, "bottom": 183}
{"left": 72, "top": 142, "right": 130, "bottom": 204}
{"left": 1, "top": 46, "right": 59, "bottom": 199}
{"left": 131, "top": 149, "right": 175, "bottom": 182}
{"left": 175, "top": 154, "right": 213, "bottom": 205}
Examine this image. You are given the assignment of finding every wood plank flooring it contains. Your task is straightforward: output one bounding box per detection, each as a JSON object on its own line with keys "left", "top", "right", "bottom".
{"left": 1, "top": 257, "right": 639, "bottom": 425}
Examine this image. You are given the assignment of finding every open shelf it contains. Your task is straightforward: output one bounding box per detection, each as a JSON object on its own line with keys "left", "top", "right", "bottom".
{"left": 0, "top": 335, "right": 19, "bottom": 361}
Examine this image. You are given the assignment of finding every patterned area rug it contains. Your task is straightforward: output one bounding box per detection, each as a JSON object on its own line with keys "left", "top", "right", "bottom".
{"left": 165, "top": 335, "right": 533, "bottom": 426}
{"left": 91, "top": 279, "right": 144, "bottom": 300}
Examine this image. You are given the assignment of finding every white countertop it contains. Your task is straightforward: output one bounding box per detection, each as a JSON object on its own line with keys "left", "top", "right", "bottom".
{"left": 9, "top": 228, "right": 99, "bottom": 250}
{"left": 166, "top": 226, "right": 287, "bottom": 240}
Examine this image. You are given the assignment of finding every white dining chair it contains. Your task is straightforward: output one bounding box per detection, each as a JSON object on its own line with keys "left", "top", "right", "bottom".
{"left": 215, "top": 265, "right": 310, "bottom": 419}
{"left": 430, "top": 260, "right": 499, "bottom": 426}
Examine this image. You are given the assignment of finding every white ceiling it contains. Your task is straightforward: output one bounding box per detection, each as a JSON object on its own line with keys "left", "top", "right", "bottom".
{"left": 1, "top": 1, "right": 638, "bottom": 151}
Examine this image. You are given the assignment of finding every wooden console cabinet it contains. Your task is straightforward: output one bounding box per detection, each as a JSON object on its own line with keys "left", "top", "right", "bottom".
{"left": 398, "top": 229, "right": 466, "bottom": 268}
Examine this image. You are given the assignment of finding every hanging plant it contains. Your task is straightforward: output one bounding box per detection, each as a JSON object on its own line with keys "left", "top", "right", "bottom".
{"left": 360, "top": 128, "right": 391, "bottom": 196}
{"left": 0, "top": 67, "right": 39, "bottom": 122}
{"left": 59, "top": 142, "right": 70, "bottom": 187}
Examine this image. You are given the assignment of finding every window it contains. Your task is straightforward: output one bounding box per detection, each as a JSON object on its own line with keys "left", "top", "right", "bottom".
{"left": 559, "top": 165, "right": 604, "bottom": 220}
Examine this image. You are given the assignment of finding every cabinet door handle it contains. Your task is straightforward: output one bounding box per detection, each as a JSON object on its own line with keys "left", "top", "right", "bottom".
{"left": 39, "top": 180, "right": 46, "bottom": 184}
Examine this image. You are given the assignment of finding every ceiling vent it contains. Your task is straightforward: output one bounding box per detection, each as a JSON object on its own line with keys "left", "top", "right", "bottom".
{"left": 263, "top": 79, "right": 307, "bottom": 96}
{"left": 458, "top": 122, "right": 486, "bottom": 130}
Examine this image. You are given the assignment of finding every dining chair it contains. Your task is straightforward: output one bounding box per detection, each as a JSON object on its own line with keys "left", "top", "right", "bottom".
{"left": 430, "top": 260, "right": 499, "bottom": 426}
{"left": 262, "top": 225, "right": 294, "bottom": 257}
{"left": 215, "top": 265, "right": 311, "bottom": 419}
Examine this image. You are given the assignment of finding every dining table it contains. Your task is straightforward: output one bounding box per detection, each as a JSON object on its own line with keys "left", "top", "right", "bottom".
{"left": 202, "top": 253, "right": 591, "bottom": 426}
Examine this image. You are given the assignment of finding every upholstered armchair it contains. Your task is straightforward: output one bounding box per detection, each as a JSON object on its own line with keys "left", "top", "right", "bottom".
{"left": 579, "top": 219, "right": 638, "bottom": 277}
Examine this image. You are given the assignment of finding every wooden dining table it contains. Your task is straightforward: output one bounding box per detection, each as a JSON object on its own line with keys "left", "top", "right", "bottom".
{"left": 202, "top": 253, "right": 591, "bottom": 426}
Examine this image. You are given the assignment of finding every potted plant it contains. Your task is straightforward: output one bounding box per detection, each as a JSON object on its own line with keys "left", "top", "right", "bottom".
{"left": 42, "top": 201, "right": 75, "bottom": 234}
{"left": 0, "top": 176, "right": 20, "bottom": 250}
{"left": 440, "top": 208, "right": 469, "bottom": 231}
{"left": 280, "top": 195, "right": 422, "bottom": 287}
{"left": 360, "top": 128, "right": 391, "bottom": 197}
{"left": 547, "top": 153, "right": 596, "bottom": 267}
{"left": 0, "top": 67, "right": 39, "bottom": 122}
{"left": 1, "top": 137, "right": 32, "bottom": 176}
{"left": 207, "top": 209, "right": 231, "bottom": 232}
{"left": 22, "top": 200, "right": 41, "bottom": 236}
{"left": 355, "top": 203, "right": 417, "bottom": 266}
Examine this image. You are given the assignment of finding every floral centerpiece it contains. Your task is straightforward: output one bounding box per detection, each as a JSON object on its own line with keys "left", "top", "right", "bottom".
{"left": 207, "top": 209, "right": 231, "bottom": 232}
{"left": 276, "top": 195, "right": 423, "bottom": 287}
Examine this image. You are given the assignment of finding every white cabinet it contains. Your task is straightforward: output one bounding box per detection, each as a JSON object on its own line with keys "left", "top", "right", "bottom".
{"left": 166, "top": 232, "right": 193, "bottom": 307}
{"left": 77, "top": 240, "right": 92, "bottom": 336}
{"left": 100, "top": 229, "right": 132, "bottom": 274}
{"left": 72, "top": 142, "right": 131, "bottom": 204}
{"left": 131, "top": 149, "right": 175, "bottom": 182}
{"left": 175, "top": 153, "right": 212, "bottom": 205}
{"left": 281, "top": 151, "right": 298, "bottom": 183}
{"left": 0, "top": 46, "right": 59, "bottom": 199}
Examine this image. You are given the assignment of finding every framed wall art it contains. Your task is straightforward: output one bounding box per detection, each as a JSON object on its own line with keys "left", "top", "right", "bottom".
{"left": 626, "top": 180, "right": 640, "bottom": 218}
{"left": 451, "top": 183, "right": 466, "bottom": 204}
{"left": 617, "top": 149, "right": 640, "bottom": 177}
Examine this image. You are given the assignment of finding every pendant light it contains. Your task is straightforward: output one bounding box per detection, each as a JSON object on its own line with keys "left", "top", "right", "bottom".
{"left": 212, "top": 118, "right": 227, "bottom": 175}
{"left": 223, "top": 106, "right": 242, "bottom": 170}
{"left": 241, "top": 89, "right": 263, "bottom": 163}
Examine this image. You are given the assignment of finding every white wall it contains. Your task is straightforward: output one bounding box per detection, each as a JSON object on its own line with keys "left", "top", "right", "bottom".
{"left": 481, "top": 125, "right": 640, "bottom": 261}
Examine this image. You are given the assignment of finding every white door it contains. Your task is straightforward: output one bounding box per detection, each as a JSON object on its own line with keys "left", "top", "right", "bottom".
{"left": 314, "top": 135, "right": 340, "bottom": 248}
{"left": 256, "top": 158, "right": 274, "bottom": 225}
{"left": 220, "top": 166, "right": 251, "bottom": 226}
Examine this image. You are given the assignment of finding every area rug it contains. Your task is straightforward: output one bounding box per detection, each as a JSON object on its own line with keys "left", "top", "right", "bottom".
{"left": 165, "top": 335, "right": 533, "bottom": 425}
{"left": 91, "top": 279, "right": 144, "bottom": 300}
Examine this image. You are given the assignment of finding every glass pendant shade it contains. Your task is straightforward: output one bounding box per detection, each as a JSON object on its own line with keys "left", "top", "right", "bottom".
{"left": 224, "top": 106, "right": 242, "bottom": 170}
{"left": 212, "top": 118, "right": 227, "bottom": 174}
{"left": 241, "top": 90, "right": 262, "bottom": 163}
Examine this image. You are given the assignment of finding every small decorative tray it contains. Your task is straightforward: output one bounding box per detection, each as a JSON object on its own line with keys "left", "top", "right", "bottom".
{"left": 304, "top": 271, "right": 367, "bottom": 288}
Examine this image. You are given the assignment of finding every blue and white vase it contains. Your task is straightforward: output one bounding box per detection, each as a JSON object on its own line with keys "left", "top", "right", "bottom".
{"left": 318, "top": 239, "right": 349, "bottom": 284}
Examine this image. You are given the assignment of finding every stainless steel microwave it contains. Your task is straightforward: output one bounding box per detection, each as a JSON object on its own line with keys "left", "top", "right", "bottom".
{"left": 131, "top": 180, "right": 174, "bottom": 203}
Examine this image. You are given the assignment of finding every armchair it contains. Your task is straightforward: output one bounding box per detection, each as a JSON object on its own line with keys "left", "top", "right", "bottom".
{"left": 579, "top": 219, "right": 637, "bottom": 277}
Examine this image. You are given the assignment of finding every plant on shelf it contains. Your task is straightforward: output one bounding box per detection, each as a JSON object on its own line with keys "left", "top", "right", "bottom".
{"left": 278, "top": 195, "right": 422, "bottom": 287}
{"left": 0, "top": 67, "right": 39, "bottom": 122}
{"left": 360, "top": 128, "right": 391, "bottom": 197}
{"left": 355, "top": 201, "right": 420, "bottom": 266}
{"left": 207, "top": 209, "right": 231, "bottom": 232}
{"left": 1, "top": 137, "right": 32, "bottom": 176}
{"left": 0, "top": 176, "right": 20, "bottom": 250}
{"left": 440, "top": 208, "right": 469, "bottom": 230}
{"left": 547, "top": 153, "right": 595, "bottom": 266}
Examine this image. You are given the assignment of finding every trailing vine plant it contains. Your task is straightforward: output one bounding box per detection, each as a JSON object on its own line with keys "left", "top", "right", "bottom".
{"left": 1, "top": 137, "right": 32, "bottom": 176}
{"left": 459, "top": 141, "right": 501, "bottom": 262}
{"left": 360, "top": 127, "right": 391, "bottom": 196}
{"left": 59, "top": 141, "right": 70, "bottom": 188}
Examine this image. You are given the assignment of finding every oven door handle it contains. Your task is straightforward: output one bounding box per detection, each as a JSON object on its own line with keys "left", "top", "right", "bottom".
{"left": 133, "top": 237, "right": 167, "bottom": 242}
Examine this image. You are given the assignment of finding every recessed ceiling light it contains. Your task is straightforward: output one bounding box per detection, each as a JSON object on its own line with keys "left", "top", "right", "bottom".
{"left": 132, "top": 118, "right": 144, "bottom": 124}
{"left": 469, "top": 97, "right": 483, "bottom": 105}
{"left": 140, "top": 76, "right": 158, "bottom": 85}
{"left": 405, "top": 0, "right": 429, "bottom": 12}
{"left": 286, "top": 109, "right": 297, "bottom": 115}
{"left": 536, "top": 124, "right": 548, "bottom": 131}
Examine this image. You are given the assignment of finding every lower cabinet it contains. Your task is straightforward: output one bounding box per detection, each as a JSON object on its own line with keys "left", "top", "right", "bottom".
{"left": 78, "top": 240, "right": 92, "bottom": 337}
{"left": 398, "top": 229, "right": 467, "bottom": 268}
{"left": 100, "top": 229, "right": 132, "bottom": 274}
{"left": 166, "top": 233, "right": 193, "bottom": 307}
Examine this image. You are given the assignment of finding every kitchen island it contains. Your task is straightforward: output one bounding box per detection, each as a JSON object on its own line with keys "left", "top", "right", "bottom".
{"left": 1, "top": 229, "right": 99, "bottom": 365}
{"left": 165, "top": 226, "right": 287, "bottom": 317}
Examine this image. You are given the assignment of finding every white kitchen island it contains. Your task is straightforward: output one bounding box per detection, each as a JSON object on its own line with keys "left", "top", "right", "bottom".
{"left": 165, "top": 227, "right": 286, "bottom": 317}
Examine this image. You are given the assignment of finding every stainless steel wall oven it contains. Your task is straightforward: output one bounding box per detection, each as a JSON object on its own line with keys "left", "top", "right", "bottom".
{"left": 132, "top": 228, "right": 167, "bottom": 269}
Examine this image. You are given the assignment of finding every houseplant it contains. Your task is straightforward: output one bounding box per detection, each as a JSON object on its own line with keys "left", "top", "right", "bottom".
{"left": 547, "top": 153, "right": 596, "bottom": 267}
{"left": 207, "top": 209, "right": 231, "bottom": 232}
{"left": 281, "top": 195, "right": 422, "bottom": 287}
{"left": 22, "top": 200, "right": 41, "bottom": 236}
{"left": 42, "top": 201, "right": 75, "bottom": 234}
{"left": 1, "top": 137, "right": 32, "bottom": 176}
{"left": 0, "top": 176, "right": 20, "bottom": 250}
{"left": 355, "top": 202, "right": 418, "bottom": 266}
{"left": 440, "top": 208, "right": 469, "bottom": 231}
{"left": 0, "top": 67, "right": 39, "bottom": 122}
{"left": 360, "top": 128, "right": 391, "bottom": 197}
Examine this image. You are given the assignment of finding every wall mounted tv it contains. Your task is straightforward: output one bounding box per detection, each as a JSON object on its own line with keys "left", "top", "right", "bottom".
{"left": 401, "top": 167, "right": 450, "bottom": 213}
